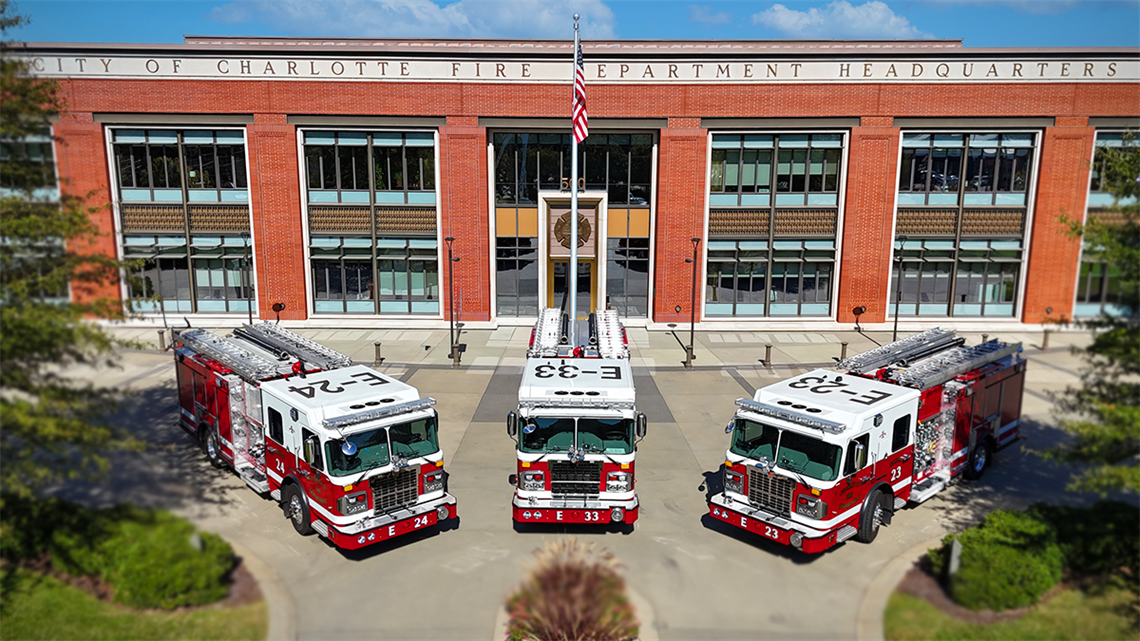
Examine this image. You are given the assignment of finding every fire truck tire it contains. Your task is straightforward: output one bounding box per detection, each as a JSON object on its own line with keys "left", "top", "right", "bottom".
{"left": 283, "top": 485, "right": 313, "bottom": 536}
{"left": 204, "top": 428, "right": 223, "bottom": 469}
{"left": 964, "top": 439, "right": 993, "bottom": 481}
{"left": 856, "top": 489, "right": 889, "bottom": 544}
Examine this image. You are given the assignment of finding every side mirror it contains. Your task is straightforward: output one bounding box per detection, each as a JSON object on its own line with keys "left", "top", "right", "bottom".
{"left": 853, "top": 441, "right": 867, "bottom": 470}
{"left": 506, "top": 411, "right": 518, "bottom": 438}
{"left": 303, "top": 436, "right": 318, "bottom": 464}
{"left": 725, "top": 420, "right": 735, "bottom": 434}
{"left": 635, "top": 412, "right": 647, "bottom": 439}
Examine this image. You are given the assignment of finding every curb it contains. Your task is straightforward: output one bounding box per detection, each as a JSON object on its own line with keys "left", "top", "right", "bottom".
{"left": 855, "top": 536, "right": 945, "bottom": 641}
{"left": 226, "top": 538, "right": 296, "bottom": 641}
{"left": 492, "top": 586, "right": 658, "bottom": 641}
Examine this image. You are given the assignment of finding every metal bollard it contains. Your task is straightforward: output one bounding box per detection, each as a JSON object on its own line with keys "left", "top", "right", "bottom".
{"left": 981, "top": 334, "right": 988, "bottom": 344}
{"left": 761, "top": 344, "right": 773, "bottom": 366}
{"left": 840, "top": 341, "right": 848, "bottom": 360}
{"left": 157, "top": 329, "right": 167, "bottom": 351}
{"left": 1042, "top": 328, "right": 1051, "bottom": 350}
{"left": 373, "top": 341, "right": 384, "bottom": 365}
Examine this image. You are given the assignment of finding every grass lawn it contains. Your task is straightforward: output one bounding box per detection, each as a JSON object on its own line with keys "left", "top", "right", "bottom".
{"left": 0, "top": 568, "right": 267, "bottom": 641}
{"left": 885, "top": 581, "right": 1139, "bottom": 641}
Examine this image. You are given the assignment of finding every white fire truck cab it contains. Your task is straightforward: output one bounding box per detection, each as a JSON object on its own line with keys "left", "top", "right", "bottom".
{"left": 709, "top": 329, "right": 1025, "bottom": 554}
{"left": 507, "top": 308, "right": 647, "bottom": 526}
{"left": 173, "top": 323, "right": 456, "bottom": 551}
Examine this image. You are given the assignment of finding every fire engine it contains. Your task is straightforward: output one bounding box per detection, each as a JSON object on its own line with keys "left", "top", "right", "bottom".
{"left": 506, "top": 308, "right": 647, "bottom": 526}
{"left": 172, "top": 323, "right": 457, "bottom": 550}
{"left": 708, "top": 328, "right": 1025, "bottom": 553}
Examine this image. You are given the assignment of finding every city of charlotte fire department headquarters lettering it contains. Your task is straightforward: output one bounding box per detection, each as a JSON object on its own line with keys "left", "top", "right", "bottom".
{"left": 26, "top": 55, "right": 1138, "bottom": 83}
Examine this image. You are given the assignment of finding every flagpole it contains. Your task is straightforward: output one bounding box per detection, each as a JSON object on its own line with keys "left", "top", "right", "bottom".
{"left": 568, "top": 13, "right": 580, "bottom": 346}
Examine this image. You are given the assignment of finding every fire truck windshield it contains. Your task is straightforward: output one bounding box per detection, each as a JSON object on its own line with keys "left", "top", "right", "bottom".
{"left": 520, "top": 417, "right": 633, "bottom": 455}
{"left": 325, "top": 415, "right": 441, "bottom": 476}
{"left": 731, "top": 418, "right": 841, "bottom": 482}
{"left": 390, "top": 416, "right": 440, "bottom": 459}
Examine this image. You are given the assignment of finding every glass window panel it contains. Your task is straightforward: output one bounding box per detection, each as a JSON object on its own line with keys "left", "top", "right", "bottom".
{"left": 724, "top": 149, "right": 740, "bottom": 190}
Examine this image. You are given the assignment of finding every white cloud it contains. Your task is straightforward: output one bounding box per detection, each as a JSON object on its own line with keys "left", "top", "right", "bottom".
{"left": 751, "top": 1, "right": 933, "bottom": 39}
{"left": 208, "top": 0, "right": 617, "bottom": 39}
{"left": 688, "top": 5, "right": 732, "bottom": 26}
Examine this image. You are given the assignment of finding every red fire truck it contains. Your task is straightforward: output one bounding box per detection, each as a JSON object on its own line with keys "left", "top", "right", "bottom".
{"left": 709, "top": 329, "right": 1025, "bottom": 553}
{"left": 506, "top": 309, "right": 647, "bottom": 526}
{"left": 173, "top": 323, "right": 457, "bottom": 550}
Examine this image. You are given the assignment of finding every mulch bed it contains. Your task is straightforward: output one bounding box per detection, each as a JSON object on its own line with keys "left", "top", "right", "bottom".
{"left": 11, "top": 553, "right": 263, "bottom": 611}
{"left": 895, "top": 555, "right": 1067, "bottom": 625}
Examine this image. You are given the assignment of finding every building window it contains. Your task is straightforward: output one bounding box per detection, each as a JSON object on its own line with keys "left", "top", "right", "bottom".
{"left": 303, "top": 131, "right": 435, "bottom": 205}
{"left": 606, "top": 238, "right": 650, "bottom": 318}
{"left": 710, "top": 133, "right": 842, "bottom": 208}
{"left": 310, "top": 236, "right": 438, "bottom": 315}
{"left": 493, "top": 133, "right": 653, "bottom": 206}
{"left": 0, "top": 129, "right": 57, "bottom": 197}
{"left": 898, "top": 133, "right": 1035, "bottom": 207}
{"left": 890, "top": 239, "right": 1020, "bottom": 318}
{"left": 113, "top": 129, "right": 247, "bottom": 203}
{"left": 496, "top": 237, "right": 539, "bottom": 318}
{"left": 123, "top": 235, "right": 253, "bottom": 314}
{"left": 705, "top": 240, "right": 835, "bottom": 317}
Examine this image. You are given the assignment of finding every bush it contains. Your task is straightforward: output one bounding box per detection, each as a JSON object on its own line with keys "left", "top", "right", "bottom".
{"left": 1026, "top": 501, "right": 1140, "bottom": 577}
{"left": 928, "top": 510, "right": 1063, "bottom": 611}
{"left": 506, "top": 537, "right": 638, "bottom": 641}
{"left": 0, "top": 494, "right": 234, "bottom": 610}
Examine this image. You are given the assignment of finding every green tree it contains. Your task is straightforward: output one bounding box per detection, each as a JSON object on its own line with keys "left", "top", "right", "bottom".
{"left": 1046, "top": 133, "right": 1140, "bottom": 495}
{"left": 0, "top": 0, "right": 140, "bottom": 498}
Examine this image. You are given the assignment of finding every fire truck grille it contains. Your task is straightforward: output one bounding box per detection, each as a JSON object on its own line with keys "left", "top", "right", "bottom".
{"left": 370, "top": 466, "right": 419, "bottom": 513}
{"left": 549, "top": 461, "right": 601, "bottom": 496}
{"left": 747, "top": 468, "right": 794, "bottom": 517}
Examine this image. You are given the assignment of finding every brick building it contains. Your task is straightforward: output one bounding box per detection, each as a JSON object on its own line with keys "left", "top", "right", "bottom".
{"left": 16, "top": 37, "right": 1140, "bottom": 330}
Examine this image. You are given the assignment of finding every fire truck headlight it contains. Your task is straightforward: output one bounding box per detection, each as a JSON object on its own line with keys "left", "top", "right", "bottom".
{"left": 521, "top": 471, "right": 545, "bottom": 491}
{"left": 423, "top": 470, "right": 445, "bottom": 494}
{"left": 606, "top": 471, "right": 631, "bottom": 492}
{"left": 790, "top": 532, "right": 804, "bottom": 549}
{"left": 337, "top": 491, "right": 369, "bottom": 516}
{"left": 795, "top": 495, "right": 827, "bottom": 520}
{"left": 724, "top": 469, "right": 745, "bottom": 495}
{"left": 609, "top": 508, "right": 625, "bottom": 523}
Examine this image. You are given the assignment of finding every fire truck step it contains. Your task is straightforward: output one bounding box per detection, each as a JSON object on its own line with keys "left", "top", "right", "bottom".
{"left": 908, "top": 477, "right": 947, "bottom": 505}
{"left": 311, "top": 520, "right": 328, "bottom": 537}
{"left": 835, "top": 524, "right": 858, "bottom": 543}
{"left": 894, "top": 496, "right": 907, "bottom": 511}
{"left": 270, "top": 489, "right": 281, "bottom": 502}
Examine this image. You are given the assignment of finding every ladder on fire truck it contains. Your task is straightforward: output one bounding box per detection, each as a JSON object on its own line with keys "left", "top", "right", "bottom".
{"left": 176, "top": 328, "right": 283, "bottom": 382}
{"left": 593, "top": 309, "right": 630, "bottom": 359}
{"left": 836, "top": 328, "right": 962, "bottom": 374}
{"left": 526, "top": 308, "right": 630, "bottom": 359}
{"left": 884, "top": 339, "right": 1023, "bottom": 390}
{"left": 236, "top": 323, "right": 353, "bottom": 371}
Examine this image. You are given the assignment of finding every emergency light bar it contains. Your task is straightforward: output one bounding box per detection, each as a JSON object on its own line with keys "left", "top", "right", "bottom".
{"left": 519, "top": 399, "right": 635, "bottom": 411}
{"left": 734, "top": 398, "right": 846, "bottom": 434}
{"left": 323, "top": 397, "right": 437, "bottom": 430}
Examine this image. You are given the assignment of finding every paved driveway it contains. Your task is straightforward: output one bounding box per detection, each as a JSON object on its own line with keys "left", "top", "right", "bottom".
{"left": 62, "top": 327, "right": 1105, "bottom": 640}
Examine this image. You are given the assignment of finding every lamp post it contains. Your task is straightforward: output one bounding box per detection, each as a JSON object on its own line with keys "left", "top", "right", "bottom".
{"left": 240, "top": 231, "right": 253, "bottom": 325}
{"left": 444, "top": 236, "right": 460, "bottom": 363}
{"left": 892, "top": 235, "right": 905, "bottom": 343}
{"left": 684, "top": 237, "right": 701, "bottom": 369}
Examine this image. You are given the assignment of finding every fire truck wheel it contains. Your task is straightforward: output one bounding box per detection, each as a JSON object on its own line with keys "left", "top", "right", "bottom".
{"left": 964, "top": 440, "right": 993, "bottom": 481}
{"left": 204, "top": 428, "right": 223, "bottom": 469}
{"left": 283, "top": 485, "right": 313, "bottom": 536}
{"left": 856, "top": 489, "right": 888, "bottom": 544}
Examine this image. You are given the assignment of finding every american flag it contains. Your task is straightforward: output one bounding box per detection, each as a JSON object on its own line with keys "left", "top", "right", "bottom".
{"left": 572, "top": 40, "right": 588, "bottom": 143}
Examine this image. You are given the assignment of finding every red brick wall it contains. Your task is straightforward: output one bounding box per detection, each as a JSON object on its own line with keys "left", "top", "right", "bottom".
{"left": 654, "top": 118, "right": 706, "bottom": 324}
{"left": 246, "top": 115, "right": 306, "bottom": 321}
{"left": 1022, "top": 118, "right": 1095, "bottom": 324}
{"left": 438, "top": 117, "right": 490, "bottom": 322}
{"left": 53, "top": 117, "right": 119, "bottom": 306}
{"left": 837, "top": 118, "right": 901, "bottom": 324}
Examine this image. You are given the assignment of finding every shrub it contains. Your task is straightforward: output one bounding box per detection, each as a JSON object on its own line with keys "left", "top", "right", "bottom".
{"left": 506, "top": 537, "right": 638, "bottom": 641}
{"left": 928, "top": 509, "right": 1063, "bottom": 611}
{"left": 1026, "top": 501, "right": 1140, "bottom": 577}
{"left": 0, "top": 495, "right": 234, "bottom": 610}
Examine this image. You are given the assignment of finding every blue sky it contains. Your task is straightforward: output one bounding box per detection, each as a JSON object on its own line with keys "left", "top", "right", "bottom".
{"left": 8, "top": 0, "right": 1140, "bottom": 48}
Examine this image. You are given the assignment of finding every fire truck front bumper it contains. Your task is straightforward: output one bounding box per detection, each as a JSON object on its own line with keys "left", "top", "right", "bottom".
{"left": 708, "top": 493, "right": 839, "bottom": 554}
{"left": 320, "top": 493, "right": 458, "bottom": 551}
{"left": 512, "top": 494, "right": 638, "bottom": 524}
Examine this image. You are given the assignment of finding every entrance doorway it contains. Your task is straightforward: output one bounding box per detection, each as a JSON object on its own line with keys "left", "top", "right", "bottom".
{"left": 549, "top": 259, "right": 594, "bottom": 317}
